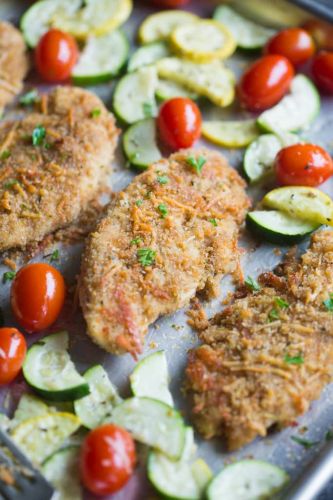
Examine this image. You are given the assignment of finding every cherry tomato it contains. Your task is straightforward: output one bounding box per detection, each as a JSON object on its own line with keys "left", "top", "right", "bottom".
{"left": 303, "top": 19, "right": 333, "bottom": 51}
{"left": 11, "top": 263, "right": 66, "bottom": 333}
{"left": 35, "top": 29, "right": 78, "bottom": 82}
{"left": 265, "top": 28, "right": 315, "bottom": 66}
{"left": 151, "top": 0, "right": 190, "bottom": 5}
{"left": 275, "top": 143, "right": 333, "bottom": 187}
{"left": 312, "top": 52, "right": 333, "bottom": 93}
{"left": 238, "top": 55, "right": 294, "bottom": 111}
{"left": 157, "top": 97, "right": 202, "bottom": 150}
{"left": 0, "top": 328, "right": 27, "bottom": 385}
{"left": 80, "top": 424, "right": 136, "bottom": 496}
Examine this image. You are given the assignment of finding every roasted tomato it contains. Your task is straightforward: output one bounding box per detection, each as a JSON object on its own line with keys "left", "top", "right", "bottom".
{"left": 80, "top": 424, "right": 136, "bottom": 496}
{"left": 35, "top": 29, "right": 78, "bottom": 82}
{"left": 312, "top": 51, "right": 333, "bottom": 93}
{"left": 275, "top": 143, "right": 333, "bottom": 187}
{"left": 11, "top": 263, "right": 66, "bottom": 333}
{"left": 265, "top": 28, "right": 315, "bottom": 66}
{"left": 0, "top": 328, "right": 27, "bottom": 385}
{"left": 303, "top": 19, "right": 333, "bottom": 51}
{"left": 157, "top": 97, "right": 202, "bottom": 150}
{"left": 238, "top": 55, "right": 294, "bottom": 111}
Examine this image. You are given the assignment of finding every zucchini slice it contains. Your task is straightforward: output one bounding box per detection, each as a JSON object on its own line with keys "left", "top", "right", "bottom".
{"left": 130, "top": 351, "right": 173, "bottom": 406}
{"left": 243, "top": 132, "right": 300, "bottom": 183}
{"left": 128, "top": 42, "right": 170, "bottom": 73}
{"left": 113, "top": 66, "right": 158, "bottom": 124}
{"left": 263, "top": 187, "right": 333, "bottom": 227}
{"left": 72, "top": 30, "right": 129, "bottom": 85}
{"left": 123, "top": 118, "right": 162, "bottom": 170}
{"left": 0, "top": 413, "right": 11, "bottom": 432}
{"left": 138, "top": 10, "right": 198, "bottom": 44}
{"left": 247, "top": 210, "right": 320, "bottom": 244}
{"left": 257, "top": 75, "right": 320, "bottom": 133}
{"left": 202, "top": 119, "right": 259, "bottom": 148}
{"left": 23, "top": 331, "right": 90, "bottom": 402}
{"left": 157, "top": 57, "right": 235, "bottom": 107}
{"left": 13, "top": 394, "right": 49, "bottom": 425}
{"left": 213, "top": 6, "right": 275, "bottom": 50}
{"left": 74, "top": 365, "right": 121, "bottom": 429}
{"left": 12, "top": 413, "right": 80, "bottom": 465}
{"left": 170, "top": 20, "right": 236, "bottom": 63}
{"left": 42, "top": 446, "right": 82, "bottom": 500}
{"left": 207, "top": 460, "right": 289, "bottom": 500}
{"left": 109, "top": 397, "right": 186, "bottom": 460}
{"left": 156, "top": 80, "right": 199, "bottom": 101}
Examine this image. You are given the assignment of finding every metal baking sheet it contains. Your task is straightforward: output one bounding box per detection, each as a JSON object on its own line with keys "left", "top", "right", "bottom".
{"left": 1, "top": 1, "right": 333, "bottom": 498}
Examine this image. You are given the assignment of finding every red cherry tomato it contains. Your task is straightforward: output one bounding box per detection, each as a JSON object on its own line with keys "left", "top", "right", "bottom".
{"left": 0, "top": 328, "right": 27, "bottom": 385}
{"left": 35, "top": 29, "right": 78, "bottom": 82}
{"left": 157, "top": 97, "right": 202, "bottom": 150}
{"left": 80, "top": 424, "right": 136, "bottom": 496}
{"left": 303, "top": 19, "right": 333, "bottom": 51}
{"left": 265, "top": 28, "right": 315, "bottom": 66}
{"left": 238, "top": 55, "right": 295, "bottom": 111}
{"left": 275, "top": 143, "right": 333, "bottom": 187}
{"left": 151, "top": 0, "right": 190, "bottom": 5}
{"left": 11, "top": 263, "right": 66, "bottom": 333}
{"left": 312, "top": 52, "right": 333, "bottom": 93}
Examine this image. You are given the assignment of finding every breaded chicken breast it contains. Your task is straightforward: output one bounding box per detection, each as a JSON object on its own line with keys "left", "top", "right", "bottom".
{"left": 0, "top": 21, "right": 29, "bottom": 112}
{"left": 80, "top": 148, "right": 250, "bottom": 356}
{"left": 0, "top": 86, "right": 118, "bottom": 251}
{"left": 186, "top": 230, "right": 333, "bottom": 451}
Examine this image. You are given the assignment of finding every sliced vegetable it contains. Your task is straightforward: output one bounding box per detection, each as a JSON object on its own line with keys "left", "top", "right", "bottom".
{"left": 130, "top": 351, "right": 173, "bottom": 406}
{"left": 243, "top": 132, "right": 299, "bottom": 183}
{"left": 263, "top": 186, "right": 333, "bottom": 226}
{"left": 246, "top": 210, "right": 320, "bottom": 244}
{"left": 74, "top": 365, "right": 121, "bottom": 429}
{"left": 72, "top": 30, "right": 129, "bottom": 85}
{"left": 157, "top": 57, "right": 235, "bottom": 107}
{"left": 257, "top": 75, "right": 320, "bottom": 132}
{"left": 202, "top": 120, "right": 259, "bottom": 148}
{"left": 13, "top": 393, "right": 49, "bottom": 424}
{"left": 12, "top": 412, "right": 80, "bottom": 465}
{"left": 156, "top": 80, "right": 198, "bottom": 101}
{"left": 109, "top": 397, "right": 186, "bottom": 460}
{"left": 0, "top": 413, "right": 11, "bottom": 432}
{"left": 123, "top": 118, "right": 162, "bottom": 170}
{"left": 138, "top": 10, "right": 198, "bottom": 44}
{"left": 42, "top": 446, "right": 82, "bottom": 500}
{"left": 207, "top": 460, "right": 289, "bottom": 500}
{"left": 128, "top": 42, "right": 170, "bottom": 72}
{"left": 213, "top": 6, "right": 275, "bottom": 50}
{"left": 113, "top": 66, "right": 158, "bottom": 124}
{"left": 23, "top": 331, "right": 90, "bottom": 401}
{"left": 170, "top": 20, "right": 236, "bottom": 63}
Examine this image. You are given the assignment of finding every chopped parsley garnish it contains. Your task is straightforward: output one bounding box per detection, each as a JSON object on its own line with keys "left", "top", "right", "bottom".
{"left": 135, "top": 200, "right": 143, "bottom": 207}
{"left": 137, "top": 248, "right": 156, "bottom": 266}
{"left": 186, "top": 155, "right": 206, "bottom": 175}
{"left": 142, "top": 101, "right": 155, "bottom": 118}
{"left": 323, "top": 293, "right": 333, "bottom": 311}
{"left": 268, "top": 308, "right": 279, "bottom": 321}
{"left": 19, "top": 89, "right": 39, "bottom": 106}
{"left": 158, "top": 203, "right": 168, "bottom": 218}
{"left": 291, "top": 436, "right": 319, "bottom": 449}
{"left": 326, "top": 430, "right": 333, "bottom": 441}
{"left": 0, "top": 150, "right": 11, "bottom": 160}
{"left": 32, "top": 125, "right": 46, "bottom": 146}
{"left": 284, "top": 354, "right": 304, "bottom": 365}
{"left": 245, "top": 276, "right": 260, "bottom": 292}
{"left": 275, "top": 297, "right": 289, "bottom": 309}
{"left": 50, "top": 249, "right": 60, "bottom": 263}
{"left": 131, "top": 237, "right": 142, "bottom": 246}
{"left": 3, "top": 179, "right": 19, "bottom": 189}
{"left": 3, "top": 271, "right": 16, "bottom": 284}
{"left": 91, "top": 108, "right": 101, "bottom": 118}
{"left": 209, "top": 218, "right": 217, "bottom": 227}
{"left": 157, "top": 175, "right": 169, "bottom": 185}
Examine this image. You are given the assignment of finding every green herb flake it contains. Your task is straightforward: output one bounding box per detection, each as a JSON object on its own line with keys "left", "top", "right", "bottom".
{"left": 91, "top": 108, "right": 101, "bottom": 118}
{"left": 137, "top": 247, "right": 156, "bottom": 267}
{"left": 326, "top": 430, "right": 333, "bottom": 441}
{"left": 158, "top": 203, "right": 168, "bottom": 218}
{"left": 32, "top": 125, "right": 46, "bottom": 147}
{"left": 323, "top": 293, "right": 333, "bottom": 311}
{"left": 284, "top": 354, "right": 304, "bottom": 365}
{"left": 135, "top": 200, "right": 143, "bottom": 207}
{"left": 245, "top": 276, "right": 260, "bottom": 292}
{"left": 186, "top": 155, "right": 206, "bottom": 175}
{"left": 268, "top": 308, "right": 279, "bottom": 321}
{"left": 50, "top": 249, "right": 60, "bottom": 263}
{"left": 275, "top": 297, "right": 289, "bottom": 309}
{"left": 19, "top": 89, "right": 39, "bottom": 106}
{"left": 209, "top": 218, "right": 217, "bottom": 227}
{"left": 142, "top": 101, "right": 155, "bottom": 118}
{"left": 3, "top": 271, "right": 16, "bottom": 284}
{"left": 3, "top": 179, "right": 19, "bottom": 189}
{"left": 291, "top": 436, "right": 319, "bottom": 449}
{"left": 0, "top": 150, "right": 11, "bottom": 160}
{"left": 131, "top": 237, "right": 142, "bottom": 246}
{"left": 157, "top": 175, "right": 169, "bottom": 185}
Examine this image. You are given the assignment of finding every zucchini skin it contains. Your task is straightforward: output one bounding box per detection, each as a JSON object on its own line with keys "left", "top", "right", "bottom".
{"left": 30, "top": 384, "right": 90, "bottom": 402}
{"left": 246, "top": 213, "right": 316, "bottom": 245}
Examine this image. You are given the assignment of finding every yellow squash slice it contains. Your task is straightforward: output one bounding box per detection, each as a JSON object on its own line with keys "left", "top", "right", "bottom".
{"left": 138, "top": 10, "right": 198, "bottom": 44}
{"left": 171, "top": 20, "right": 236, "bottom": 63}
{"left": 202, "top": 120, "right": 259, "bottom": 148}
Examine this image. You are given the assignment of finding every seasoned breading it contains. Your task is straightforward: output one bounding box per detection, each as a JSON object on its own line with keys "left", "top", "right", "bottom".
{"left": 0, "top": 86, "right": 118, "bottom": 251}
{"left": 80, "top": 148, "right": 250, "bottom": 356}
{"left": 186, "top": 230, "right": 333, "bottom": 451}
{"left": 0, "top": 22, "right": 29, "bottom": 112}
